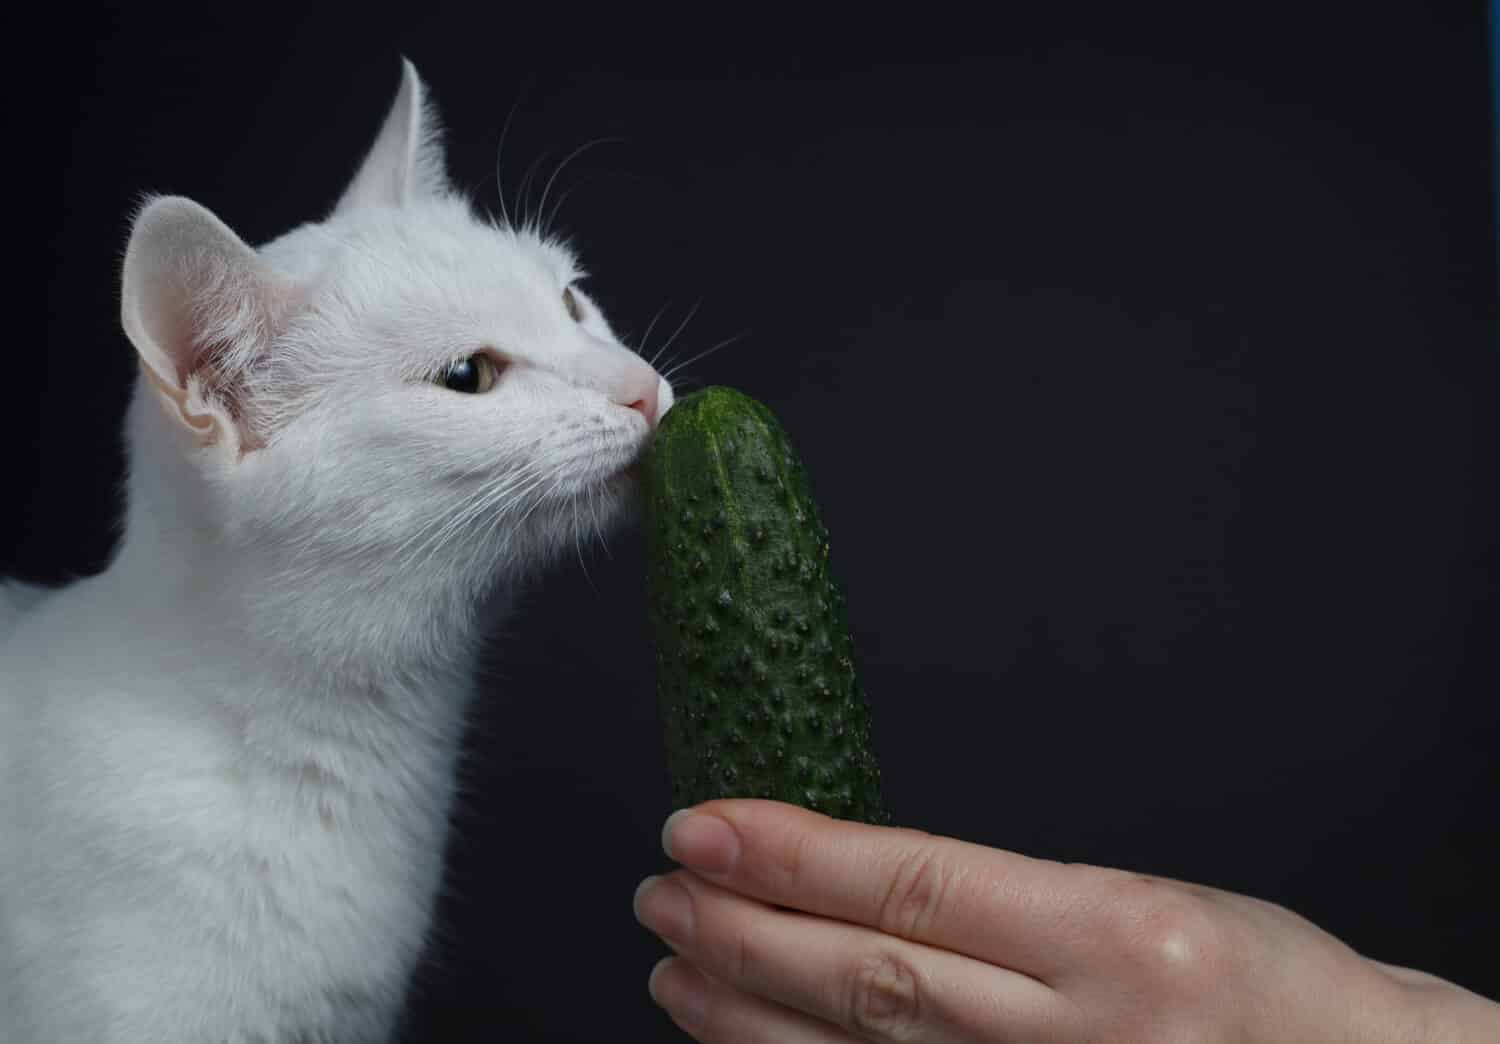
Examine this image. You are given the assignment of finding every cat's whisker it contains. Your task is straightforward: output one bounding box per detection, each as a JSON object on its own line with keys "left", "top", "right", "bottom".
{"left": 490, "top": 476, "right": 564, "bottom": 568}
{"left": 388, "top": 451, "right": 551, "bottom": 561}
{"left": 390, "top": 458, "right": 545, "bottom": 557}
{"left": 410, "top": 475, "right": 547, "bottom": 577}
{"left": 407, "top": 484, "right": 507, "bottom": 562}
{"left": 650, "top": 298, "right": 703, "bottom": 376}
{"left": 442, "top": 432, "right": 554, "bottom": 484}
{"left": 550, "top": 169, "right": 655, "bottom": 234}
{"left": 544, "top": 175, "right": 603, "bottom": 239}
{"left": 395, "top": 461, "right": 551, "bottom": 571}
{"left": 515, "top": 149, "right": 553, "bottom": 238}
{"left": 494, "top": 76, "right": 536, "bottom": 231}
{"left": 590, "top": 485, "right": 612, "bottom": 560}
{"left": 512, "top": 469, "right": 571, "bottom": 535}
{"left": 482, "top": 476, "right": 555, "bottom": 550}
{"left": 456, "top": 463, "right": 553, "bottom": 531}
{"left": 546, "top": 173, "right": 657, "bottom": 241}
{"left": 659, "top": 331, "right": 747, "bottom": 384}
{"left": 536, "top": 137, "right": 625, "bottom": 240}
{"left": 638, "top": 300, "right": 673, "bottom": 367}
{"left": 571, "top": 495, "right": 599, "bottom": 596}
{"left": 391, "top": 496, "right": 489, "bottom": 573}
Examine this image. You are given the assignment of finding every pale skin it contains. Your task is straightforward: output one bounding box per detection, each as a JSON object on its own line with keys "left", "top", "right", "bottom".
{"left": 632, "top": 799, "right": 1500, "bottom": 1043}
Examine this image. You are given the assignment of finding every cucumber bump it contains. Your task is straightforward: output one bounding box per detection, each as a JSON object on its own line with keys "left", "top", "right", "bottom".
{"left": 643, "top": 386, "right": 889, "bottom": 825}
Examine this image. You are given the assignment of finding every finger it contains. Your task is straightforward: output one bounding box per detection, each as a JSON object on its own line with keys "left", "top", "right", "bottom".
{"left": 663, "top": 798, "right": 1105, "bottom": 980}
{"left": 635, "top": 869, "right": 1073, "bottom": 1044}
{"left": 648, "top": 956, "right": 864, "bottom": 1044}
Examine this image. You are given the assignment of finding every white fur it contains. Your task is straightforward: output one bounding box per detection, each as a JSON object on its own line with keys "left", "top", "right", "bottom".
{"left": 1, "top": 59, "right": 672, "bottom": 1043}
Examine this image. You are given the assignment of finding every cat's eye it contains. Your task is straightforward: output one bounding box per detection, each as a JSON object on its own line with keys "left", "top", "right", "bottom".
{"left": 437, "top": 353, "right": 500, "bottom": 394}
{"left": 563, "top": 285, "right": 584, "bottom": 322}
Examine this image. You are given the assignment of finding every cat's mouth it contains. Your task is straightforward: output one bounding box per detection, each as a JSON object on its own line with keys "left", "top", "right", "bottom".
{"left": 579, "top": 456, "right": 640, "bottom": 497}
{"left": 616, "top": 444, "right": 649, "bottom": 482}
{"left": 587, "top": 440, "right": 648, "bottom": 492}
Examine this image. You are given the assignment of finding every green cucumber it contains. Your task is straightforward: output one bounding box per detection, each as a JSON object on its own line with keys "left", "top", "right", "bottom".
{"left": 643, "top": 386, "right": 890, "bottom": 825}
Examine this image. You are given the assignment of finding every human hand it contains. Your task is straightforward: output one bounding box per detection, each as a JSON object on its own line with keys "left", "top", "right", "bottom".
{"left": 632, "top": 799, "right": 1499, "bottom": 1042}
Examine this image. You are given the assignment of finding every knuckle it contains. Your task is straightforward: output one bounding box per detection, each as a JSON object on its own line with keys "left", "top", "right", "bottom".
{"left": 877, "top": 845, "right": 952, "bottom": 940}
{"left": 733, "top": 926, "right": 754, "bottom": 982}
{"left": 698, "top": 910, "right": 762, "bottom": 986}
{"left": 771, "top": 822, "right": 811, "bottom": 891}
{"left": 841, "top": 950, "right": 925, "bottom": 1042}
{"left": 1122, "top": 887, "right": 1227, "bottom": 988}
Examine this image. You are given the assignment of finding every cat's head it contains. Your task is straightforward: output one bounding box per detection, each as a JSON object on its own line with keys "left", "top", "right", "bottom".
{"left": 118, "top": 60, "right": 672, "bottom": 597}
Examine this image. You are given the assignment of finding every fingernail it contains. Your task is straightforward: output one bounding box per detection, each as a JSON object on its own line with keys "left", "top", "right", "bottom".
{"left": 662, "top": 809, "right": 740, "bottom": 876}
{"left": 633, "top": 874, "right": 693, "bottom": 943}
{"left": 648, "top": 956, "right": 707, "bottom": 1032}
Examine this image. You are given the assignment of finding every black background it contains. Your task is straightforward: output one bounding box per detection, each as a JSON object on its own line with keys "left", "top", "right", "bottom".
{"left": 3, "top": 6, "right": 1496, "bottom": 1041}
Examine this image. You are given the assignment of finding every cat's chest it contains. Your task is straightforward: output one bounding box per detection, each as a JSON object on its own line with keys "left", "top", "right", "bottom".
{"left": 2, "top": 678, "right": 459, "bottom": 1044}
{"left": 5, "top": 673, "right": 459, "bottom": 1029}
{"left": 11, "top": 646, "right": 462, "bottom": 898}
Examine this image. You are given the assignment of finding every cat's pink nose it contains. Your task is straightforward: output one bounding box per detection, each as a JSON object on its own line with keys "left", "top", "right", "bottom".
{"left": 615, "top": 375, "right": 661, "bottom": 429}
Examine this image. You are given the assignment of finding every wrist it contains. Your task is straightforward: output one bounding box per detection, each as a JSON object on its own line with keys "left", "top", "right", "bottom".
{"left": 1381, "top": 967, "right": 1500, "bottom": 1044}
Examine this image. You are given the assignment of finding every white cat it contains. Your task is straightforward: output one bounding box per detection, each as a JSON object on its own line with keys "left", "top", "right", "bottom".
{"left": 0, "top": 60, "right": 672, "bottom": 1043}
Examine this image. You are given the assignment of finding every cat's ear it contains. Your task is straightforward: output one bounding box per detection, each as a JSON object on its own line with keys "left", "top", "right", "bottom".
{"left": 333, "top": 58, "right": 449, "bottom": 214}
{"left": 120, "top": 195, "right": 295, "bottom": 456}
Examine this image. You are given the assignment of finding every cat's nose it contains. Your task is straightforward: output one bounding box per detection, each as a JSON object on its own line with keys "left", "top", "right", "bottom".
{"left": 612, "top": 370, "right": 662, "bottom": 429}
